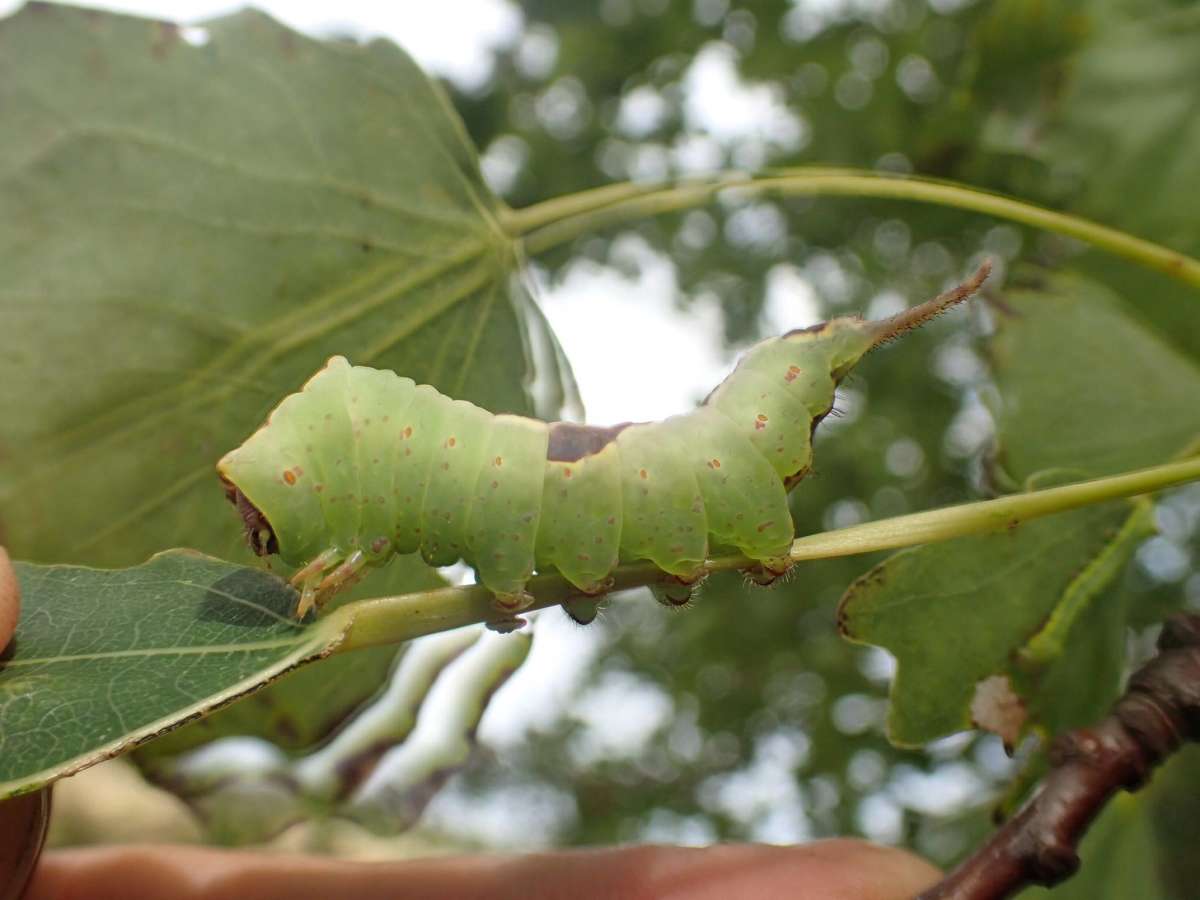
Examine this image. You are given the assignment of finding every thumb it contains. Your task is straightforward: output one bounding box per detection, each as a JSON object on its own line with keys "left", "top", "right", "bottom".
{"left": 0, "top": 545, "right": 18, "bottom": 653}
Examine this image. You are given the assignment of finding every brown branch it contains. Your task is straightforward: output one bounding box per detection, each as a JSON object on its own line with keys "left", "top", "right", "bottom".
{"left": 918, "top": 613, "right": 1200, "bottom": 900}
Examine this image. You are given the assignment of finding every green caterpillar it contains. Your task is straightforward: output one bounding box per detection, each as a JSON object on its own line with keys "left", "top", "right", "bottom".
{"left": 218, "top": 263, "right": 990, "bottom": 627}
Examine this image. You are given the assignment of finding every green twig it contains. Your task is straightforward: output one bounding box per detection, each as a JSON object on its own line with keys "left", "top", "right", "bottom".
{"left": 329, "top": 454, "right": 1200, "bottom": 654}
{"left": 505, "top": 168, "right": 1200, "bottom": 290}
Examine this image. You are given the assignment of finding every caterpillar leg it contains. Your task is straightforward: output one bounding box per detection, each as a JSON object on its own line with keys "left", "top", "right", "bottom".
{"left": 486, "top": 615, "right": 528, "bottom": 634}
{"left": 289, "top": 548, "right": 367, "bottom": 619}
{"left": 650, "top": 570, "right": 707, "bottom": 609}
{"left": 743, "top": 556, "right": 793, "bottom": 587}
{"left": 294, "top": 573, "right": 322, "bottom": 620}
{"left": 493, "top": 589, "right": 535, "bottom": 614}
{"left": 485, "top": 589, "right": 535, "bottom": 634}
{"left": 315, "top": 550, "right": 367, "bottom": 609}
{"left": 560, "top": 578, "right": 614, "bottom": 626}
{"left": 290, "top": 548, "right": 342, "bottom": 619}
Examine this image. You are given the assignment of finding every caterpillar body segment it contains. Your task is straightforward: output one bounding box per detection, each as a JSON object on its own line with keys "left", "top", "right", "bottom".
{"left": 681, "top": 406, "right": 794, "bottom": 560}
{"left": 537, "top": 439, "right": 623, "bottom": 593}
{"left": 218, "top": 263, "right": 991, "bottom": 624}
{"left": 467, "top": 415, "right": 549, "bottom": 608}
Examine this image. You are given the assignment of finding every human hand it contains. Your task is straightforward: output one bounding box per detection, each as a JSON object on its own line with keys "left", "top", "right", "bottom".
{"left": 21, "top": 840, "right": 938, "bottom": 900}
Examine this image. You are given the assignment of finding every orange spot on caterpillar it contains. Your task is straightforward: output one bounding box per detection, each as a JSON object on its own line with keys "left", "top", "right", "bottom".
{"left": 577, "top": 553, "right": 591, "bottom": 562}
{"left": 563, "top": 468, "right": 573, "bottom": 478}
{"left": 371, "top": 537, "right": 389, "bottom": 553}
{"left": 494, "top": 456, "right": 503, "bottom": 466}
{"left": 785, "top": 365, "right": 801, "bottom": 382}
{"left": 314, "top": 484, "right": 324, "bottom": 493}
{"left": 447, "top": 437, "right": 456, "bottom": 447}
{"left": 607, "top": 516, "right": 616, "bottom": 525}
{"left": 639, "top": 469, "right": 648, "bottom": 479}
{"left": 756, "top": 521, "right": 775, "bottom": 533}
{"left": 755, "top": 414, "right": 768, "bottom": 431}
{"left": 282, "top": 468, "right": 298, "bottom": 485}
{"left": 706, "top": 458, "right": 721, "bottom": 469}
{"left": 403, "top": 426, "right": 413, "bottom": 438}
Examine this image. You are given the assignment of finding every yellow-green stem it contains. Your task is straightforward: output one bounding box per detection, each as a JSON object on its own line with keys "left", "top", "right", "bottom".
{"left": 504, "top": 168, "right": 1200, "bottom": 290}
{"left": 330, "top": 454, "right": 1200, "bottom": 654}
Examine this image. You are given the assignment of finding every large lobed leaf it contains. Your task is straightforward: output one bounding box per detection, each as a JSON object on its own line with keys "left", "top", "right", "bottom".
{"left": 841, "top": 274, "right": 1200, "bottom": 746}
{"left": 1033, "top": 6, "right": 1200, "bottom": 259}
{"left": 990, "top": 274, "right": 1200, "bottom": 484}
{"left": 0, "top": 2, "right": 570, "bottom": 571}
{"left": 0, "top": 3, "right": 570, "bottom": 758}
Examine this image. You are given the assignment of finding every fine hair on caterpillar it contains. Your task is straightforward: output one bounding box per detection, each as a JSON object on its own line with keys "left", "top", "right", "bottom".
{"left": 218, "top": 261, "right": 991, "bottom": 629}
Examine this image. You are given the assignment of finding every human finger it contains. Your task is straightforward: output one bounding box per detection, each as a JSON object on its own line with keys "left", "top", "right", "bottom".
{"left": 26, "top": 838, "right": 939, "bottom": 900}
{"left": 0, "top": 546, "right": 19, "bottom": 653}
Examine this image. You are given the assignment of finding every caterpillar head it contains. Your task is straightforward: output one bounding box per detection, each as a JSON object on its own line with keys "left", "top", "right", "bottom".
{"left": 219, "top": 474, "right": 279, "bottom": 557}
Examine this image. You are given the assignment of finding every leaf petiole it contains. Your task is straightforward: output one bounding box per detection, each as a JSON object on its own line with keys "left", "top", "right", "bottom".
{"left": 506, "top": 168, "right": 1200, "bottom": 291}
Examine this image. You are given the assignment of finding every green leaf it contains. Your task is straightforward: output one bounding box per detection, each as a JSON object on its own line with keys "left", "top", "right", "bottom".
{"left": 133, "top": 558, "right": 442, "bottom": 760}
{"left": 990, "top": 273, "right": 1200, "bottom": 483}
{"left": 0, "top": 551, "right": 346, "bottom": 798}
{"left": 1034, "top": 6, "right": 1200, "bottom": 257}
{"left": 133, "top": 639, "right": 400, "bottom": 760}
{"left": 1009, "top": 499, "right": 1153, "bottom": 735}
{"left": 840, "top": 272, "right": 1200, "bottom": 746}
{"left": 0, "top": 3, "right": 573, "bottom": 572}
{"left": 838, "top": 498, "right": 1147, "bottom": 746}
